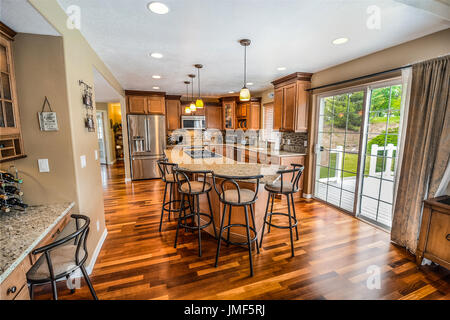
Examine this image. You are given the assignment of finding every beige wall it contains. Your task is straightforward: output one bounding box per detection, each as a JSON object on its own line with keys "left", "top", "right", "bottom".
{"left": 26, "top": 0, "right": 126, "bottom": 265}
{"left": 4, "top": 33, "right": 78, "bottom": 206}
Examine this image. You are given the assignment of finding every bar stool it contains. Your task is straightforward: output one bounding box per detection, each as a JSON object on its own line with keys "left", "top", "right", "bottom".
{"left": 157, "top": 159, "right": 189, "bottom": 232}
{"left": 173, "top": 168, "right": 217, "bottom": 257}
{"left": 212, "top": 173, "right": 263, "bottom": 276}
{"left": 260, "top": 164, "right": 304, "bottom": 257}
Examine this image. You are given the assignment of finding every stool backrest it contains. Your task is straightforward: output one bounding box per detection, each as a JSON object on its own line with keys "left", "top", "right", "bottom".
{"left": 276, "top": 164, "right": 304, "bottom": 193}
{"left": 174, "top": 167, "right": 212, "bottom": 194}
{"left": 157, "top": 159, "right": 179, "bottom": 183}
{"left": 32, "top": 214, "right": 90, "bottom": 279}
{"left": 212, "top": 173, "right": 263, "bottom": 204}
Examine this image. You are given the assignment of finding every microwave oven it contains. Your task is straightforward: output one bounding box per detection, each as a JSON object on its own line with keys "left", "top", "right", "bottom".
{"left": 181, "top": 116, "right": 206, "bottom": 129}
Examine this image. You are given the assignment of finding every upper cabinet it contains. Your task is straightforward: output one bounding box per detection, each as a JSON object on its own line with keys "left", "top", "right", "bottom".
{"left": 236, "top": 99, "right": 260, "bottom": 130}
{"left": 222, "top": 97, "right": 236, "bottom": 130}
{"left": 165, "top": 95, "right": 181, "bottom": 131}
{"left": 0, "top": 23, "right": 25, "bottom": 162}
{"left": 205, "top": 104, "right": 223, "bottom": 130}
{"left": 125, "top": 90, "right": 165, "bottom": 115}
{"left": 272, "top": 72, "right": 312, "bottom": 132}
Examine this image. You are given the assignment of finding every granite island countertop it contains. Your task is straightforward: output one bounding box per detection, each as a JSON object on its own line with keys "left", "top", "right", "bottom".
{"left": 0, "top": 202, "right": 75, "bottom": 283}
{"left": 166, "top": 147, "right": 285, "bottom": 184}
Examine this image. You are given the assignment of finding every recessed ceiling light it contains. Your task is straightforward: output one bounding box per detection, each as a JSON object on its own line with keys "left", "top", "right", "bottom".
{"left": 228, "top": 91, "right": 234, "bottom": 94}
{"left": 332, "top": 37, "right": 348, "bottom": 45}
{"left": 277, "top": 67, "right": 286, "bottom": 71}
{"left": 150, "top": 52, "right": 163, "bottom": 59}
{"left": 152, "top": 86, "right": 160, "bottom": 90}
{"left": 152, "top": 75, "right": 161, "bottom": 79}
{"left": 246, "top": 82, "right": 253, "bottom": 86}
{"left": 147, "top": 2, "right": 169, "bottom": 14}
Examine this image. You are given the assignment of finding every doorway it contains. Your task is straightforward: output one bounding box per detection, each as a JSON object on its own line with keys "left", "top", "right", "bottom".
{"left": 313, "top": 79, "right": 404, "bottom": 229}
{"left": 96, "top": 111, "right": 107, "bottom": 164}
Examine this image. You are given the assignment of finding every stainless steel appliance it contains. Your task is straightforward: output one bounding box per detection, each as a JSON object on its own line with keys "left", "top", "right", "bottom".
{"left": 128, "top": 114, "right": 166, "bottom": 180}
{"left": 181, "top": 116, "right": 206, "bottom": 129}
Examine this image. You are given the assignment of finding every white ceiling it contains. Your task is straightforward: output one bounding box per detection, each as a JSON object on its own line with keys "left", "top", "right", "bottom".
{"left": 3, "top": 0, "right": 450, "bottom": 97}
{"left": 93, "top": 68, "right": 122, "bottom": 103}
{"left": 0, "top": 0, "right": 59, "bottom": 36}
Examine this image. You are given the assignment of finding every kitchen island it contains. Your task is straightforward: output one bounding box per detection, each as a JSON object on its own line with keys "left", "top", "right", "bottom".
{"left": 166, "top": 146, "right": 286, "bottom": 245}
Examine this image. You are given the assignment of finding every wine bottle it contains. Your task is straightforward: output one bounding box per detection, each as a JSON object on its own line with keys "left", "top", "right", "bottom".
{"left": 6, "top": 197, "right": 28, "bottom": 209}
{"left": 0, "top": 193, "right": 9, "bottom": 200}
{"left": 3, "top": 185, "right": 23, "bottom": 196}
{"left": 0, "top": 171, "right": 23, "bottom": 184}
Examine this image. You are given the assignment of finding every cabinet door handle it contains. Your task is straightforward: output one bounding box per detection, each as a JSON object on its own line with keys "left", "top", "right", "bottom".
{"left": 446, "top": 234, "right": 450, "bottom": 241}
{"left": 7, "top": 286, "right": 17, "bottom": 294}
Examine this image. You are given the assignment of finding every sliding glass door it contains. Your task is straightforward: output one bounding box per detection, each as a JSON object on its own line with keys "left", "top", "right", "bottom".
{"left": 314, "top": 80, "right": 404, "bottom": 230}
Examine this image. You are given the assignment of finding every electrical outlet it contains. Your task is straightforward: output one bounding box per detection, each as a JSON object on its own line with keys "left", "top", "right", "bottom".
{"left": 287, "top": 139, "right": 291, "bottom": 145}
{"left": 304, "top": 140, "right": 308, "bottom": 147}
{"left": 96, "top": 220, "right": 100, "bottom": 232}
{"left": 94, "top": 150, "right": 98, "bottom": 160}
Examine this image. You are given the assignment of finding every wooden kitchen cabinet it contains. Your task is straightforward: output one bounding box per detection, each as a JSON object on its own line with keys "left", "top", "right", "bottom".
{"left": 0, "top": 23, "right": 25, "bottom": 163}
{"left": 205, "top": 105, "right": 223, "bottom": 129}
{"left": 126, "top": 91, "right": 165, "bottom": 115}
{"left": 222, "top": 97, "right": 236, "bottom": 130}
{"left": 236, "top": 99, "right": 260, "bottom": 130}
{"left": 165, "top": 95, "right": 181, "bottom": 131}
{"left": 272, "top": 72, "right": 312, "bottom": 132}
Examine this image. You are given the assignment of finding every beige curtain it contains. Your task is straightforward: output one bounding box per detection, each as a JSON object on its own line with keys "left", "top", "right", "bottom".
{"left": 391, "top": 55, "right": 450, "bottom": 253}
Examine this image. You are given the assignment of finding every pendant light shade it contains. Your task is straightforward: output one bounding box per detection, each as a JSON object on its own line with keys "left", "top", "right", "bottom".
{"left": 188, "top": 74, "right": 196, "bottom": 111}
{"left": 239, "top": 39, "right": 251, "bottom": 102}
{"left": 194, "top": 64, "right": 204, "bottom": 108}
{"left": 184, "top": 81, "right": 191, "bottom": 114}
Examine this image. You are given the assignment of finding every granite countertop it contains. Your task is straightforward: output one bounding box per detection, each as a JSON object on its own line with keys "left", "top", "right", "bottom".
{"left": 166, "top": 148, "right": 285, "bottom": 184}
{"left": 0, "top": 202, "right": 75, "bottom": 283}
{"left": 168, "top": 143, "right": 307, "bottom": 157}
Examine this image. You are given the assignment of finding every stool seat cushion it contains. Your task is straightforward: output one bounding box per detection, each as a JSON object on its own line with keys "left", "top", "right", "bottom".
{"left": 27, "top": 245, "right": 85, "bottom": 281}
{"left": 266, "top": 181, "right": 297, "bottom": 193}
{"left": 221, "top": 189, "right": 255, "bottom": 203}
{"left": 180, "top": 181, "right": 211, "bottom": 193}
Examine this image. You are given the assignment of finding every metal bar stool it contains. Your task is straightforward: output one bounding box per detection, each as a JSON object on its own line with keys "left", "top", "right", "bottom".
{"left": 212, "top": 173, "right": 263, "bottom": 277}
{"left": 27, "top": 214, "right": 98, "bottom": 300}
{"left": 260, "top": 164, "right": 304, "bottom": 257}
{"left": 173, "top": 168, "right": 217, "bottom": 257}
{"left": 157, "top": 159, "right": 190, "bottom": 232}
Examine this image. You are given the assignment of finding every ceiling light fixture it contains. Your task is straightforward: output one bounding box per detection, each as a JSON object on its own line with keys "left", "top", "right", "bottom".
{"left": 246, "top": 82, "right": 254, "bottom": 86}
{"left": 188, "top": 74, "right": 196, "bottom": 112}
{"left": 277, "top": 67, "right": 286, "bottom": 71}
{"left": 228, "top": 91, "right": 234, "bottom": 94}
{"left": 147, "top": 2, "right": 169, "bottom": 14}
{"left": 150, "top": 52, "right": 163, "bottom": 59}
{"left": 184, "top": 81, "right": 191, "bottom": 114}
{"left": 152, "top": 75, "right": 161, "bottom": 79}
{"left": 152, "top": 86, "right": 160, "bottom": 90}
{"left": 332, "top": 37, "right": 348, "bottom": 45}
{"left": 194, "top": 64, "right": 204, "bottom": 109}
{"left": 239, "top": 39, "right": 251, "bottom": 102}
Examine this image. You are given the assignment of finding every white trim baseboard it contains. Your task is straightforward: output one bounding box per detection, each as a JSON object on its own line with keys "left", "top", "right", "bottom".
{"left": 302, "top": 193, "right": 312, "bottom": 199}
{"left": 71, "top": 228, "right": 107, "bottom": 278}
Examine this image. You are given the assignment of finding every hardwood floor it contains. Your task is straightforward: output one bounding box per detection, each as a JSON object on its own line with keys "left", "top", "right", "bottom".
{"left": 34, "top": 162, "right": 449, "bottom": 300}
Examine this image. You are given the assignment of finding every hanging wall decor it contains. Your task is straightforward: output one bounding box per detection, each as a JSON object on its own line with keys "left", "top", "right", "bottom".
{"left": 79, "top": 80, "right": 95, "bottom": 132}
{"left": 38, "top": 96, "right": 59, "bottom": 131}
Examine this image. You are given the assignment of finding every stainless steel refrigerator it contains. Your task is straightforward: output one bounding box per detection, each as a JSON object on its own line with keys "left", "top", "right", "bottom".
{"left": 128, "top": 114, "right": 166, "bottom": 180}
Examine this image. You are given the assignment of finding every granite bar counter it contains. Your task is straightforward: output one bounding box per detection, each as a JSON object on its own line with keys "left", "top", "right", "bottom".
{"left": 0, "top": 202, "right": 75, "bottom": 283}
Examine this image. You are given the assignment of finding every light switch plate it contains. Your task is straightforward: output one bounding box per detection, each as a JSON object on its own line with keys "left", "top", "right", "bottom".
{"left": 304, "top": 140, "right": 308, "bottom": 147}
{"left": 80, "top": 155, "right": 86, "bottom": 168}
{"left": 38, "top": 159, "right": 50, "bottom": 172}
{"left": 94, "top": 150, "right": 98, "bottom": 160}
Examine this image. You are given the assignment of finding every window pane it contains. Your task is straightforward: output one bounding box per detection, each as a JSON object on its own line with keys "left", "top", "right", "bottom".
{"left": 362, "top": 175, "right": 381, "bottom": 199}
{"left": 377, "top": 202, "right": 393, "bottom": 227}
{"left": 360, "top": 196, "right": 378, "bottom": 221}
{"left": 314, "top": 181, "right": 327, "bottom": 200}
{"left": 344, "top": 133, "right": 360, "bottom": 154}
{"left": 0, "top": 45, "right": 8, "bottom": 73}
{"left": 326, "top": 184, "right": 341, "bottom": 206}
{"left": 369, "top": 86, "right": 391, "bottom": 112}
{"left": 367, "top": 112, "right": 389, "bottom": 133}
{"left": 1, "top": 73, "right": 11, "bottom": 100}
{"left": 4, "top": 101, "right": 14, "bottom": 127}
{"left": 340, "top": 190, "right": 355, "bottom": 212}
{"left": 342, "top": 152, "right": 359, "bottom": 174}
{"left": 379, "top": 179, "right": 394, "bottom": 203}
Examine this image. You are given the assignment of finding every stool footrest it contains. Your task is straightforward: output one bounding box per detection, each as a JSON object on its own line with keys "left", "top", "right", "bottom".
{"left": 265, "top": 212, "right": 298, "bottom": 229}
{"left": 178, "top": 212, "right": 213, "bottom": 230}
{"left": 221, "top": 224, "right": 258, "bottom": 246}
{"left": 163, "top": 199, "right": 190, "bottom": 214}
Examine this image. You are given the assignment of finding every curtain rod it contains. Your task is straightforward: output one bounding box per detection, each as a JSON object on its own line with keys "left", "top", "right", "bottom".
{"left": 307, "top": 65, "right": 412, "bottom": 92}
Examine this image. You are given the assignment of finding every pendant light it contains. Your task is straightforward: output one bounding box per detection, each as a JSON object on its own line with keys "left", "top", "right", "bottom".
{"left": 188, "top": 74, "right": 196, "bottom": 111}
{"left": 194, "top": 64, "right": 204, "bottom": 108}
{"left": 239, "top": 39, "right": 251, "bottom": 101}
{"left": 184, "top": 81, "right": 191, "bottom": 114}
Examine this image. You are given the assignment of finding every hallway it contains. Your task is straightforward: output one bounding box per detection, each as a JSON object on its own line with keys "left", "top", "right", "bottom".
{"left": 34, "top": 162, "right": 449, "bottom": 300}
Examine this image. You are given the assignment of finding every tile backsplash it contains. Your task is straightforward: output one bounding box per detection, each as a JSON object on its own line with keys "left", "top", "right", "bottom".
{"left": 281, "top": 132, "right": 308, "bottom": 153}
